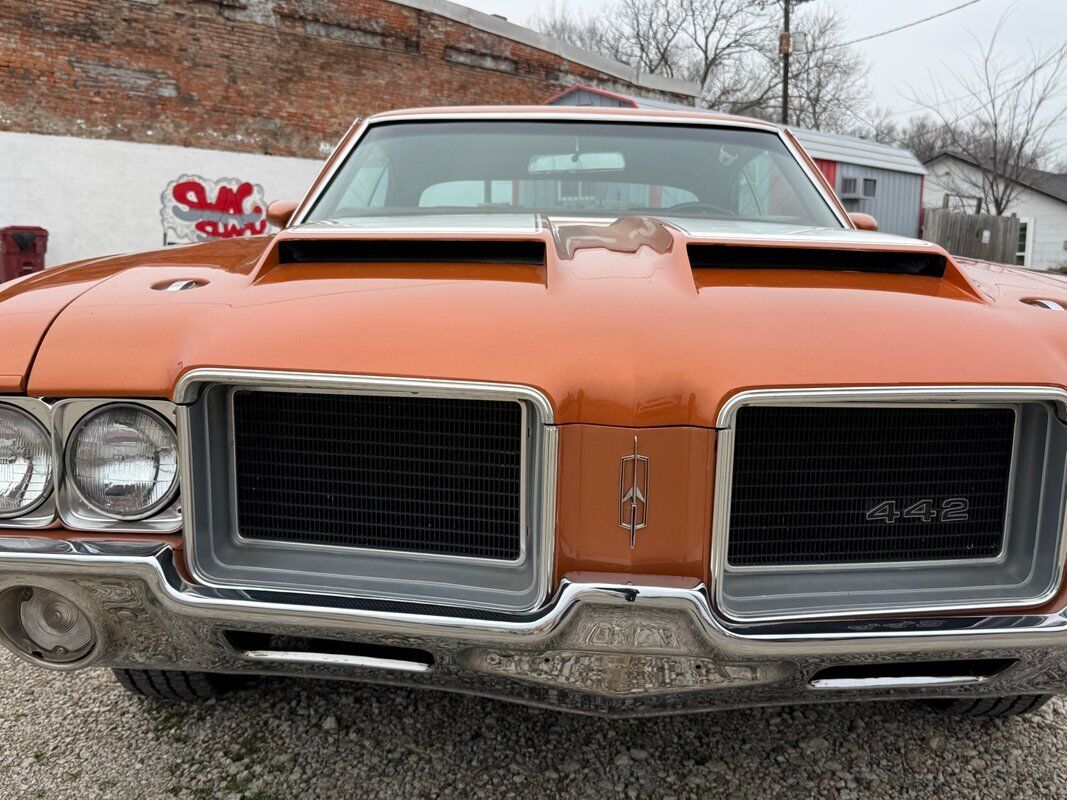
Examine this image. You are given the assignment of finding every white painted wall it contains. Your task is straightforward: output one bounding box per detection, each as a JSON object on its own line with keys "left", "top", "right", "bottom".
{"left": 924, "top": 156, "right": 1067, "bottom": 271}
{"left": 0, "top": 132, "right": 323, "bottom": 267}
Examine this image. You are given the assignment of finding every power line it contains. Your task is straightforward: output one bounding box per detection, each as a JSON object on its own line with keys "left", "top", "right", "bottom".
{"left": 894, "top": 40, "right": 1067, "bottom": 127}
{"left": 824, "top": 0, "right": 987, "bottom": 51}
{"left": 836, "top": 9, "right": 1066, "bottom": 138}
{"left": 844, "top": 39, "right": 1067, "bottom": 144}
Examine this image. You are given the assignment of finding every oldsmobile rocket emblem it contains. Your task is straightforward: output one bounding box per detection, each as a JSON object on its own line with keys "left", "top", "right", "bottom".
{"left": 619, "top": 435, "right": 649, "bottom": 549}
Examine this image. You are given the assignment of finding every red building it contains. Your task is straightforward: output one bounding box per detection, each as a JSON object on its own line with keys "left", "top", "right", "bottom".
{"left": 0, "top": 0, "right": 699, "bottom": 160}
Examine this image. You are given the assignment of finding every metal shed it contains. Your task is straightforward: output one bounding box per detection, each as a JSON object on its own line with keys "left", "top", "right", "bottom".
{"left": 791, "top": 128, "right": 926, "bottom": 238}
{"left": 546, "top": 85, "right": 927, "bottom": 237}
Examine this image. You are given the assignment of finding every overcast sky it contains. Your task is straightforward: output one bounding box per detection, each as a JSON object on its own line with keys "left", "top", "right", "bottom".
{"left": 458, "top": 0, "right": 1067, "bottom": 138}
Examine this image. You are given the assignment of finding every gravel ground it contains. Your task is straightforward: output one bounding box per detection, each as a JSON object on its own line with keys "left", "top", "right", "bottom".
{"left": 2, "top": 650, "right": 1066, "bottom": 799}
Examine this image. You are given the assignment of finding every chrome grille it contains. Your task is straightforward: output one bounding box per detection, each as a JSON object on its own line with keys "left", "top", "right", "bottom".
{"left": 727, "top": 405, "right": 1015, "bottom": 567}
{"left": 232, "top": 390, "right": 523, "bottom": 560}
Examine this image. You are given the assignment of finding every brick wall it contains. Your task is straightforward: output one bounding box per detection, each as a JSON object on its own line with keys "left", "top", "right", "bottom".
{"left": 0, "top": 0, "right": 695, "bottom": 158}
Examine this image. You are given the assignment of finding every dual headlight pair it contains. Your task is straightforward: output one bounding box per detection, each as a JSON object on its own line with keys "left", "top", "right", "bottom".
{"left": 0, "top": 403, "right": 178, "bottom": 522}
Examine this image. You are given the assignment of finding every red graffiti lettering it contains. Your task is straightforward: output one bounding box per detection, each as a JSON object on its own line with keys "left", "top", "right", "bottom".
{"left": 193, "top": 219, "right": 268, "bottom": 238}
{"left": 167, "top": 177, "right": 267, "bottom": 241}
{"left": 172, "top": 180, "right": 257, "bottom": 216}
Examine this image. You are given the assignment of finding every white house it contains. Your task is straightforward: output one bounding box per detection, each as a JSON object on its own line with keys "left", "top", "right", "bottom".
{"left": 924, "top": 152, "right": 1067, "bottom": 270}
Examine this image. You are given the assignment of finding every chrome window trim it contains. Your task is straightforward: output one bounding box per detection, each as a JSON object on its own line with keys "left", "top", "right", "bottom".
{"left": 174, "top": 368, "right": 558, "bottom": 612}
{"left": 224, "top": 385, "right": 530, "bottom": 567}
{"left": 289, "top": 111, "right": 851, "bottom": 231}
{"left": 0, "top": 397, "right": 57, "bottom": 528}
{"left": 710, "top": 386, "right": 1067, "bottom": 624}
{"left": 51, "top": 399, "right": 182, "bottom": 533}
{"left": 721, "top": 401, "right": 1021, "bottom": 574}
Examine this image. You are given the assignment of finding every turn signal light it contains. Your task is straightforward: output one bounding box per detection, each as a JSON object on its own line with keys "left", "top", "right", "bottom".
{"left": 0, "top": 586, "right": 96, "bottom": 664}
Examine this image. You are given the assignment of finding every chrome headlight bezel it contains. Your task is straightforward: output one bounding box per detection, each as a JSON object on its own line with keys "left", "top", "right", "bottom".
{"left": 0, "top": 398, "right": 56, "bottom": 528}
{"left": 53, "top": 399, "right": 182, "bottom": 532}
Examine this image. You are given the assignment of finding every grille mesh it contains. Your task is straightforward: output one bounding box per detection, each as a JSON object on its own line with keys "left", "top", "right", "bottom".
{"left": 233, "top": 391, "right": 523, "bottom": 560}
{"left": 727, "top": 406, "right": 1015, "bottom": 567}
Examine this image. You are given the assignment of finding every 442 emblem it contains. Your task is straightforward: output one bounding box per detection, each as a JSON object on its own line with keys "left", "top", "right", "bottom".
{"left": 865, "top": 498, "right": 970, "bottom": 524}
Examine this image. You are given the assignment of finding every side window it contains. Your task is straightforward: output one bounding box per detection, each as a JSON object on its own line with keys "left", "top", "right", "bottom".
{"left": 336, "top": 145, "right": 390, "bottom": 210}
{"left": 737, "top": 152, "right": 810, "bottom": 219}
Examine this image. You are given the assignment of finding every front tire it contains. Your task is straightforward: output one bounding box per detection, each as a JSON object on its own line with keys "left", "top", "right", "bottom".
{"left": 112, "top": 668, "right": 246, "bottom": 701}
{"left": 923, "top": 694, "right": 1053, "bottom": 717}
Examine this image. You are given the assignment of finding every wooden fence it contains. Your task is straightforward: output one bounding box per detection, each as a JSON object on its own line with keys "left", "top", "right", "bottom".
{"left": 922, "top": 208, "right": 1019, "bottom": 265}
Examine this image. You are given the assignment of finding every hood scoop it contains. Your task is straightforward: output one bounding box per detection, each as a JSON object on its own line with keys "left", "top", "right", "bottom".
{"left": 276, "top": 238, "right": 546, "bottom": 266}
{"left": 687, "top": 243, "right": 947, "bottom": 278}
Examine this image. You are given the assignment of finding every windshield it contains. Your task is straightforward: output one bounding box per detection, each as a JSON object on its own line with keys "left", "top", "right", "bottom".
{"left": 306, "top": 120, "right": 843, "bottom": 228}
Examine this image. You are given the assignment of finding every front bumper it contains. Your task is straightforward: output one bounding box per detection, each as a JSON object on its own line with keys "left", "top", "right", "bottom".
{"left": 3, "top": 539, "right": 1067, "bottom": 716}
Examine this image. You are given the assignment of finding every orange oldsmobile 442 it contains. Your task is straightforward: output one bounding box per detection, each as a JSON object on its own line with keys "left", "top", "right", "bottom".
{"left": 1, "top": 106, "right": 1065, "bottom": 718}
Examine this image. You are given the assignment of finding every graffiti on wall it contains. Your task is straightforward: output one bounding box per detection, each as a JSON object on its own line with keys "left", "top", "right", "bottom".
{"left": 161, "top": 175, "right": 268, "bottom": 244}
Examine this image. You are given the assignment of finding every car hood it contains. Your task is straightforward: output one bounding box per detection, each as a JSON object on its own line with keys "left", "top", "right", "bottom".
{"left": 21, "top": 216, "right": 1067, "bottom": 427}
{"left": 0, "top": 253, "right": 161, "bottom": 392}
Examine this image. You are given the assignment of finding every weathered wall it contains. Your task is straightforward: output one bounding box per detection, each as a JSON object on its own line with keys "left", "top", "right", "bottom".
{"left": 0, "top": 131, "right": 321, "bottom": 267}
{"left": 0, "top": 0, "right": 697, "bottom": 159}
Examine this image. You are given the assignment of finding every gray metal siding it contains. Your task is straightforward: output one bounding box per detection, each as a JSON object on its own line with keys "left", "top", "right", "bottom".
{"left": 792, "top": 128, "right": 926, "bottom": 175}
{"left": 835, "top": 163, "right": 922, "bottom": 238}
{"left": 549, "top": 89, "right": 631, "bottom": 107}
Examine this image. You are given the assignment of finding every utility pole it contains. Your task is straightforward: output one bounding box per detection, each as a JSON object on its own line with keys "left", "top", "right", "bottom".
{"left": 778, "top": 0, "right": 812, "bottom": 125}
{"left": 779, "top": 0, "right": 791, "bottom": 124}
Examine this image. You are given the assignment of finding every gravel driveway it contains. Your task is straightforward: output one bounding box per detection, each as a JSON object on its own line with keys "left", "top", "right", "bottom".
{"left": 1, "top": 649, "right": 1065, "bottom": 799}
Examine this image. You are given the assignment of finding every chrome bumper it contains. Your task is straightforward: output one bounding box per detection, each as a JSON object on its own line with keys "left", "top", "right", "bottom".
{"left": 3, "top": 539, "right": 1067, "bottom": 716}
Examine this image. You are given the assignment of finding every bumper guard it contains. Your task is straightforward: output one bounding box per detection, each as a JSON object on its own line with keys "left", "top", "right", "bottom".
{"left": 2, "top": 539, "right": 1067, "bottom": 716}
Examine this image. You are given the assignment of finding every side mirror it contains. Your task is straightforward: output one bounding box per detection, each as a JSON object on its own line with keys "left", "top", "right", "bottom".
{"left": 848, "top": 212, "right": 878, "bottom": 231}
{"left": 266, "top": 199, "right": 298, "bottom": 229}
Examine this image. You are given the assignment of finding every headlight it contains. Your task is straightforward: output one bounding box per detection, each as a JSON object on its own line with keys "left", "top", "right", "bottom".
{"left": 0, "top": 406, "right": 53, "bottom": 517}
{"left": 67, "top": 405, "right": 179, "bottom": 520}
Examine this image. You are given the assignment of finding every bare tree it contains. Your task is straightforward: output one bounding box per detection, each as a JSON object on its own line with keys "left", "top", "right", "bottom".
{"left": 530, "top": 0, "right": 870, "bottom": 132}
{"left": 532, "top": 0, "right": 687, "bottom": 76}
{"left": 781, "top": 7, "right": 868, "bottom": 130}
{"left": 1048, "top": 154, "right": 1067, "bottom": 175}
{"left": 893, "top": 116, "right": 962, "bottom": 163}
{"left": 847, "top": 112, "right": 965, "bottom": 163}
{"left": 909, "top": 17, "right": 1067, "bottom": 215}
{"left": 603, "top": 0, "right": 688, "bottom": 77}
{"left": 532, "top": 3, "right": 616, "bottom": 59}
{"left": 672, "top": 0, "right": 768, "bottom": 109}
{"left": 535, "top": 0, "right": 767, "bottom": 92}
{"left": 844, "top": 105, "right": 899, "bottom": 144}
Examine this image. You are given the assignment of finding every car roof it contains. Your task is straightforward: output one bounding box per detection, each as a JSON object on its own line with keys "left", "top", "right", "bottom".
{"left": 366, "top": 104, "right": 779, "bottom": 131}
